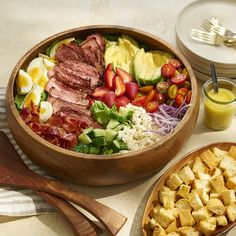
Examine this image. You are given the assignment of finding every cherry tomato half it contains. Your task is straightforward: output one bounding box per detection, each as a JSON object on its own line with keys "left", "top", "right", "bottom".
{"left": 177, "top": 87, "right": 188, "bottom": 96}
{"left": 171, "top": 74, "right": 187, "bottom": 85}
{"left": 161, "top": 63, "right": 176, "bottom": 77}
{"left": 155, "top": 92, "right": 165, "bottom": 104}
{"left": 139, "top": 85, "right": 154, "bottom": 94}
{"left": 186, "top": 90, "right": 192, "bottom": 104}
{"left": 144, "top": 100, "right": 159, "bottom": 113}
{"left": 168, "top": 84, "right": 178, "bottom": 99}
{"left": 169, "top": 58, "right": 182, "bottom": 68}
{"left": 175, "top": 93, "right": 185, "bottom": 107}
{"left": 131, "top": 95, "right": 146, "bottom": 106}
{"left": 145, "top": 89, "right": 156, "bottom": 104}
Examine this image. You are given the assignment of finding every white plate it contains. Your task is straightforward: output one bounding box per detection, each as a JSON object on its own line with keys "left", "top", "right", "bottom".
{"left": 177, "top": 38, "right": 236, "bottom": 78}
{"left": 176, "top": 0, "right": 236, "bottom": 67}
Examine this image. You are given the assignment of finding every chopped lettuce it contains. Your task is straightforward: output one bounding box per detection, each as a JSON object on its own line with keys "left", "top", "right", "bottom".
{"left": 40, "top": 91, "right": 48, "bottom": 102}
{"left": 15, "top": 94, "right": 25, "bottom": 110}
{"left": 45, "top": 40, "right": 59, "bottom": 57}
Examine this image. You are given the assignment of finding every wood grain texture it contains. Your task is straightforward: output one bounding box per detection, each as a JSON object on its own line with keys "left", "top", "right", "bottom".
{"left": 5, "top": 25, "right": 200, "bottom": 185}
{"left": 0, "top": 131, "right": 101, "bottom": 236}
{"left": 142, "top": 142, "right": 236, "bottom": 236}
{"left": 0, "top": 130, "right": 126, "bottom": 235}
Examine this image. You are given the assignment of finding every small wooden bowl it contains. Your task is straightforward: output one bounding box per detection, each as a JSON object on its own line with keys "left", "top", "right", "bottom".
{"left": 5, "top": 25, "right": 199, "bottom": 186}
{"left": 142, "top": 142, "right": 236, "bottom": 236}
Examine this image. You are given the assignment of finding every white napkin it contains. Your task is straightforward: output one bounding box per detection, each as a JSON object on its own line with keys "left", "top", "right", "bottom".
{"left": 0, "top": 87, "right": 55, "bottom": 216}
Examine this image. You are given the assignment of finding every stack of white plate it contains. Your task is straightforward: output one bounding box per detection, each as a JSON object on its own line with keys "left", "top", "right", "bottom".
{"left": 175, "top": 0, "right": 236, "bottom": 81}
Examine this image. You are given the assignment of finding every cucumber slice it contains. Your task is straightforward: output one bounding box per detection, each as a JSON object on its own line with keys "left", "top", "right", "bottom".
{"left": 78, "top": 133, "right": 92, "bottom": 145}
{"left": 92, "top": 137, "right": 107, "bottom": 147}
{"left": 105, "top": 129, "right": 118, "bottom": 143}
{"left": 89, "top": 128, "right": 106, "bottom": 138}
{"left": 89, "top": 146, "right": 100, "bottom": 154}
{"left": 106, "top": 119, "right": 120, "bottom": 129}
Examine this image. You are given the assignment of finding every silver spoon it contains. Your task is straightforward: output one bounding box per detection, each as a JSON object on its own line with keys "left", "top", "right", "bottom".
{"left": 211, "top": 63, "right": 219, "bottom": 93}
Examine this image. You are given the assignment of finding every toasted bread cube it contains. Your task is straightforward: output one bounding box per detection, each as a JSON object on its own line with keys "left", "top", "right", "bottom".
{"left": 200, "top": 149, "right": 220, "bottom": 170}
{"left": 211, "top": 168, "right": 222, "bottom": 177}
{"left": 212, "top": 147, "right": 226, "bottom": 160}
{"left": 221, "top": 190, "right": 236, "bottom": 205}
{"left": 177, "top": 226, "right": 201, "bottom": 236}
{"left": 175, "top": 198, "right": 192, "bottom": 211}
{"left": 219, "top": 155, "right": 236, "bottom": 170}
{"left": 153, "top": 223, "right": 167, "bottom": 236}
{"left": 166, "top": 219, "right": 177, "bottom": 234}
{"left": 179, "top": 209, "right": 195, "bottom": 227}
{"left": 226, "top": 176, "right": 236, "bottom": 189}
{"left": 223, "top": 168, "right": 236, "bottom": 179}
{"left": 192, "top": 206, "right": 212, "bottom": 223}
{"left": 178, "top": 165, "right": 195, "bottom": 185}
{"left": 228, "top": 146, "right": 236, "bottom": 159}
{"left": 159, "top": 186, "right": 176, "bottom": 204}
{"left": 196, "top": 188, "right": 209, "bottom": 204}
{"left": 227, "top": 203, "right": 236, "bottom": 222}
{"left": 210, "top": 175, "right": 226, "bottom": 193}
{"left": 209, "top": 192, "right": 220, "bottom": 199}
{"left": 206, "top": 198, "right": 225, "bottom": 215}
{"left": 149, "top": 217, "right": 157, "bottom": 230}
{"left": 198, "top": 219, "right": 216, "bottom": 234}
{"left": 155, "top": 207, "right": 175, "bottom": 229}
{"left": 216, "top": 215, "right": 228, "bottom": 226}
{"left": 188, "top": 191, "right": 203, "bottom": 210}
{"left": 193, "top": 179, "right": 211, "bottom": 193}
{"left": 167, "top": 232, "right": 180, "bottom": 236}
{"left": 195, "top": 172, "right": 211, "bottom": 181}
{"left": 177, "top": 184, "right": 191, "bottom": 198}
{"left": 150, "top": 204, "right": 161, "bottom": 218}
{"left": 192, "top": 156, "right": 207, "bottom": 174}
{"left": 162, "top": 191, "right": 176, "bottom": 210}
{"left": 166, "top": 173, "right": 183, "bottom": 190}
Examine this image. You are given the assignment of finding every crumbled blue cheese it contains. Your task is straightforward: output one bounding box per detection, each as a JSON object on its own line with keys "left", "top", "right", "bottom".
{"left": 118, "top": 104, "right": 160, "bottom": 151}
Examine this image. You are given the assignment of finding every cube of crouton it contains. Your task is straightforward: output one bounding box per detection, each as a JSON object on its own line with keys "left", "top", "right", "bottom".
{"left": 226, "top": 176, "right": 236, "bottom": 189}
{"left": 216, "top": 215, "right": 228, "bottom": 226}
{"left": 162, "top": 192, "right": 175, "bottom": 210}
{"left": 175, "top": 198, "right": 192, "bottom": 211}
{"left": 193, "top": 179, "right": 211, "bottom": 193}
{"left": 210, "top": 175, "right": 226, "bottom": 193}
{"left": 196, "top": 188, "right": 209, "bottom": 204}
{"left": 227, "top": 203, "right": 236, "bottom": 222}
{"left": 228, "top": 146, "right": 236, "bottom": 159}
{"left": 166, "top": 173, "right": 183, "bottom": 190}
{"left": 212, "top": 147, "right": 226, "bottom": 160}
{"left": 210, "top": 168, "right": 222, "bottom": 177}
{"left": 165, "top": 219, "right": 177, "bottom": 234}
{"left": 177, "top": 226, "right": 201, "bottom": 236}
{"left": 195, "top": 172, "right": 211, "bottom": 180}
{"left": 179, "top": 209, "right": 195, "bottom": 227}
{"left": 150, "top": 204, "right": 161, "bottom": 218}
{"left": 159, "top": 186, "right": 176, "bottom": 204}
{"left": 178, "top": 165, "right": 195, "bottom": 185}
{"left": 155, "top": 207, "right": 175, "bottom": 229}
{"left": 223, "top": 168, "right": 236, "bottom": 179}
{"left": 177, "top": 184, "right": 191, "bottom": 198}
{"left": 206, "top": 198, "right": 225, "bottom": 215}
{"left": 221, "top": 190, "right": 236, "bottom": 206}
{"left": 152, "top": 222, "right": 167, "bottom": 236}
{"left": 219, "top": 155, "right": 236, "bottom": 170}
{"left": 167, "top": 232, "right": 180, "bottom": 236}
{"left": 149, "top": 217, "right": 157, "bottom": 230}
{"left": 192, "top": 156, "right": 207, "bottom": 174}
{"left": 192, "top": 206, "right": 212, "bottom": 223}
{"left": 187, "top": 191, "right": 203, "bottom": 210}
{"left": 209, "top": 192, "right": 220, "bottom": 199}
{"left": 200, "top": 149, "right": 220, "bottom": 170}
{"left": 198, "top": 219, "right": 216, "bottom": 234}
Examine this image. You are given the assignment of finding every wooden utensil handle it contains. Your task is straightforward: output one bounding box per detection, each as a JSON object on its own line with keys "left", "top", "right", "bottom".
{"left": 36, "top": 191, "right": 100, "bottom": 236}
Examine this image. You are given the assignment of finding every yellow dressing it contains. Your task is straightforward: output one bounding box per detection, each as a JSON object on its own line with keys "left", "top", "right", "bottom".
{"left": 204, "top": 88, "right": 235, "bottom": 130}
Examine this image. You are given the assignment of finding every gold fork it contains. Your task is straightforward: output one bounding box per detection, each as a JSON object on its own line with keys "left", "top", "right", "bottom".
{"left": 190, "top": 29, "right": 224, "bottom": 46}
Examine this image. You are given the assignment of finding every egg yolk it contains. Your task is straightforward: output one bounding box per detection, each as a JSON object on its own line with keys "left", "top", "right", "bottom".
{"left": 24, "top": 92, "right": 38, "bottom": 108}
{"left": 37, "top": 75, "right": 48, "bottom": 90}
{"left": 40, "top": 107, "right": 46, "bottom": 114}
{"left": 28, "top": 68, "right": 40, "bottom": 82}
{"left": 17, "top": 75, "right": 28, "bottom": 88}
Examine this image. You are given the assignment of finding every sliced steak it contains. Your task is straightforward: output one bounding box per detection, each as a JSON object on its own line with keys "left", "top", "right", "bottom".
{"left": 80, "top": 34, "right": 105, "bottom": 52}
{"left": 55, "top": 44, "right": 80, "bottom": 62}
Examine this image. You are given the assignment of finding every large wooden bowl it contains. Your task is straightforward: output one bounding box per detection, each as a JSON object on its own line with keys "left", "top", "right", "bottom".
{"left": 6, "top": 25, "right": 199, "bottom": 186}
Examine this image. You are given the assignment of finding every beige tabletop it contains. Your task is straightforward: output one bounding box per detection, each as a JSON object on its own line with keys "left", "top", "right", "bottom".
{"left": 0, "top": 0, "right": 236, "bottom": 235}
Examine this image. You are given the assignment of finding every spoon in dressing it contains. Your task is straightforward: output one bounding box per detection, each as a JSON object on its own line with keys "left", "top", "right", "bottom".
{"left": 211, "top": 63, "right": 219, "bottom": 94}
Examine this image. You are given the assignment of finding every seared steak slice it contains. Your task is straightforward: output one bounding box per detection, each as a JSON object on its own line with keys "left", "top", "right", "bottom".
{"left": 80, "top": 34, "right": 105, "bottom": 52}
{"left": 55, "top": 44, "right": 80, "bottom": 62}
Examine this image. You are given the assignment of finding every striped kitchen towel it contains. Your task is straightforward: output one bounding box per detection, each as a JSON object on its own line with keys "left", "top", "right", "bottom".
{"left": 0, "top": 87, "right": 55, "bottom": 216}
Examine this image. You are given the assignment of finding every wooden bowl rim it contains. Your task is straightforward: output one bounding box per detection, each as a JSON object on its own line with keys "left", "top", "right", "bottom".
{"left": 141, "top": 142, "right": 236, "bottom": 236}
{"left": 6, "top": 24, "right": 199, "bottom": 161}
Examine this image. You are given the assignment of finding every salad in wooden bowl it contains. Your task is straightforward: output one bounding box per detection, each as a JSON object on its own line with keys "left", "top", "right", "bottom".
{"left": 6, "top": 25, "right": 199, "bottom": 185}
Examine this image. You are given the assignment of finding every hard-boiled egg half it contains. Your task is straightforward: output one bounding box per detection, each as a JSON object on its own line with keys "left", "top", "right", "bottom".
{"left": 36, "top": 70, "right": 49, "bottom": 92}
{"left": 27, "top": 57, "right": 45, "bottom": 83}
{"left": 43, "top": 58, "right": 55, "bottom": 71}
{"left": 16, "top": 69, "right": 33, "bottom": 95}
{"left": 22, "top": 85, "right": 41, "bottom": 109}
{"left": 39, "top": 101, "right": 53, "bottom": 122}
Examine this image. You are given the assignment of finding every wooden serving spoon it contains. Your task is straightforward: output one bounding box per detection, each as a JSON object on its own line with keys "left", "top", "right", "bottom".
{"left": 0, "top": 131, "right": 127, "bottom": 235}
{"left": 142, "top": 142, "right": 236, "bottom": 236}
{"left": 0, "top": 131, "right": 101, "bottom": 236}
